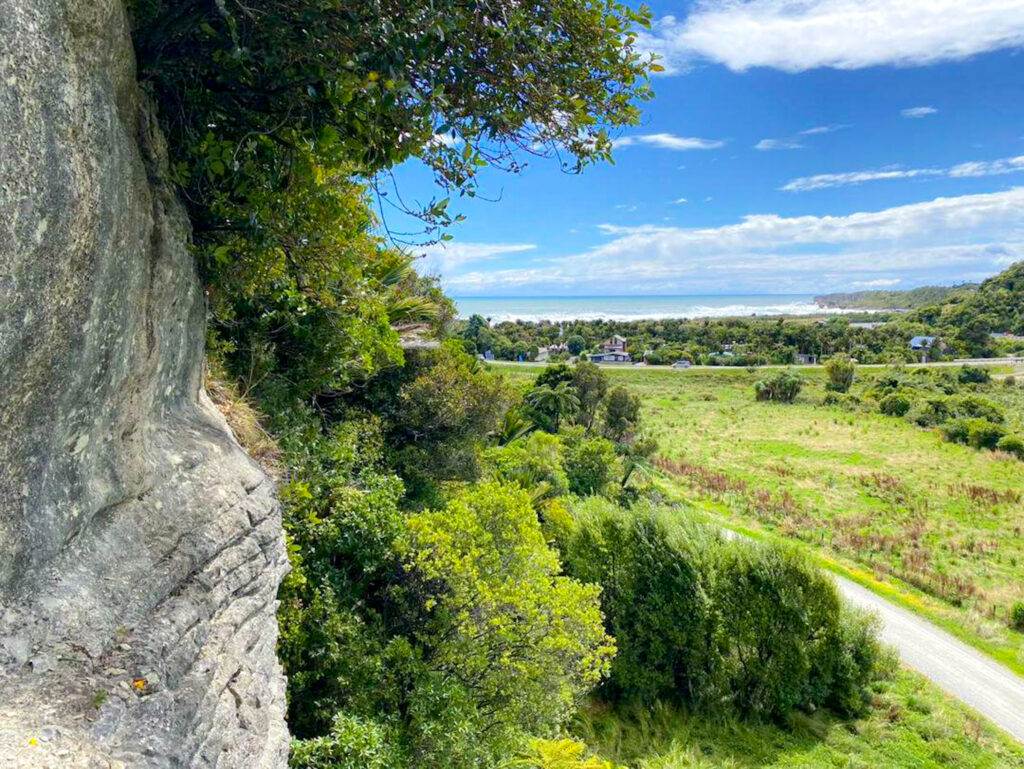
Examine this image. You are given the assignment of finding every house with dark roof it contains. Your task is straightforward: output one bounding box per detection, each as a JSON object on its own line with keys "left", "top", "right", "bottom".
{"left": 590, "top": 335, "right": 632, "bottom": 363}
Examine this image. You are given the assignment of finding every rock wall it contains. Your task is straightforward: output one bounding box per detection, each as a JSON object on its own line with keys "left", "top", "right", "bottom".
{"left": 0, "top": 1, "right": 289, "bottom": 766}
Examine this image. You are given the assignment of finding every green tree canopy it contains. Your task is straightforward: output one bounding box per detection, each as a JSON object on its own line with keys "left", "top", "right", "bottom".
{"left": 397, "top": 483, "right": 615, "bottom": 758}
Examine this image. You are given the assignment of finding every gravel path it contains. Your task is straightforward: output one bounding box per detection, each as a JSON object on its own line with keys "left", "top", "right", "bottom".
{"left": 833, "top": 574, "right": 1024, "bottom": 743}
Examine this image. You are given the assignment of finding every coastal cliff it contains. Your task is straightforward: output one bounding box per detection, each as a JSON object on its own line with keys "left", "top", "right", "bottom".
{"left": 0, "top": 1, "right": 289, "bottom": 765}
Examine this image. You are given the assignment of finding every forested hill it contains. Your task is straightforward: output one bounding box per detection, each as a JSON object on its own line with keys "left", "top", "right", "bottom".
{"left": 814, "top": 284, "right": 974, "bottom": 309}
{"left": 912, "top": 259, "right": 1024, "bottom": 337}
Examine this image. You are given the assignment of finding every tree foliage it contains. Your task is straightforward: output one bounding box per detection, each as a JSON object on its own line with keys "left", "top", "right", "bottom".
{"left": 753, "top": 371, "right": 803, "bottom": 403}
{"left": 824, "top": 353, "right": 855, "bottom": 393}
{"left": 397, "top": 483, "right": 615, "bottom": 755}
{"left": 556, "top": 501, "right": 881, "bottom": 719}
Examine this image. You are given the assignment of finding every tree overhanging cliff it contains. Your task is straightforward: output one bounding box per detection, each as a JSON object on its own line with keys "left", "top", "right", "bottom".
{"left": 0, "top": 0, "right": 653, "bottom": 765}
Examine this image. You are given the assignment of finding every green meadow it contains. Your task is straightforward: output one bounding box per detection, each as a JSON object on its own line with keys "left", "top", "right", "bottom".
{"left": 498, "top": 363, "right": 1024, "bottom": 673}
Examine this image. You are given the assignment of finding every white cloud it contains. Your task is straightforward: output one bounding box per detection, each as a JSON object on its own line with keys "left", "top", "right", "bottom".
{"left": 755, "top": 138, "right": 803, "bottom": 151}
{"left": 782, "top": 154, "right": 1024, "bottom": 191}
{"left": 640, "top": 0, "right": 1024, "bottom": 74}
{"left": 671, "top": 197, "right": 689, "bottom": 204}
{"left": 783, "top": 168, "right": 941, "bottom": 192}
{"left": 800, "top": 124, "right": 850, "bottom": 135}
{"left": 853, "top": 278, "right": 902, "bottom": 287}
{"left": 442, "top": 189, "right": 1024, "bottom": 294}
{"left": 613, "top": 133, "right": 725, "bottom": 151}
{"left": 419, "top": 242, "right": 535, "bottom": 271}
{"left": 902, "top": 106, "right": 939, "bottom": 118}
{"left": 949, "top": 155, "right": 1024, "bottom": 177}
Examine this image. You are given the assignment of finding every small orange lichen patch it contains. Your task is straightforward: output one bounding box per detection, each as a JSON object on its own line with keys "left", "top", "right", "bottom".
{"left": 132, "top": 677, "right": 147, "bottom": 691}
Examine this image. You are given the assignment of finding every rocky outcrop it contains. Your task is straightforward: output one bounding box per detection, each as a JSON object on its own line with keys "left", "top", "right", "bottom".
{"left": 0, "top": 1, "right": 289, "bottom": 766}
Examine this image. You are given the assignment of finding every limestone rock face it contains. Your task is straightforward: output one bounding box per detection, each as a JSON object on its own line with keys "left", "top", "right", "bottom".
{"left": 0, "top": 1, "right": 289, "bottom": 766}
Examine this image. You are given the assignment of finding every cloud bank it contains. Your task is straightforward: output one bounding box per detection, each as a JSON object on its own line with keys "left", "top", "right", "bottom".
{"left": 641, "top": 0, "right": 1024, "bottom": 73}
{"left": 442, "top": 189, "right": 1024, "bottom": 294}
{"left": 782, "top": 154, "right": 1024, "bottom": 191}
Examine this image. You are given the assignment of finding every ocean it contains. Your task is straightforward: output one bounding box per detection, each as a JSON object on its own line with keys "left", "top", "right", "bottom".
{"left": 452, "top": 295, "right": 861, "bottom": 323}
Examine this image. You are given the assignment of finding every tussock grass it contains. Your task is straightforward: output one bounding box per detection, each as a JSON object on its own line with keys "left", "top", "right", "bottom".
{"left": 204, "top": 363, "right": 283, "bottom": 476}
{"left": 573, "top": 670, "right": 1024, "bottom": 768}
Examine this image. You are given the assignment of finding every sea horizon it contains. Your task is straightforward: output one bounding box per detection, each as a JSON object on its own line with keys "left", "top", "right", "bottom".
{"left": 452, "top": 293, "right": 874, "bottom": 323}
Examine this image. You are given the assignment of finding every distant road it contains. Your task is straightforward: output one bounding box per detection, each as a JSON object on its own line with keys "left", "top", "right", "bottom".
{"left": 833, "top": 575, "right": 1024, "bottom": 744}
{"left": 490, "top": 357, "right": 1024, "bottom": 371}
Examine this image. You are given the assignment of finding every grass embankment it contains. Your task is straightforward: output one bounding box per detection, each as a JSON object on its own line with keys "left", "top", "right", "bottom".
{"left": 498, "top": 363, "right": 1024, "bottom": 673}
{"left": 577, "top": 668, "right": 1024, "bottom": 768}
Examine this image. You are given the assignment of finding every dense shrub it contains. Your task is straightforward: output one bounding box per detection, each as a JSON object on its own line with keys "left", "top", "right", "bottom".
{"left": 715, "top": 544, "right": 880, "bottom": 719}
{"left": 941, "top": 418, "right": 972, "bottom": 445}
{"left": 485, "top": 431, "right": 569, "bottom": 500}
{"left": 821, "top": 392, "right": 861, "bottom": 409}
{"left": 556, "top": 501, "right": 880, "bottom": 720}
{"left": 1011, "top": 602, "right": 1024, "bottom": 632}
{"left": 958, "top": 365, "right": 991, "bottom": 384}
{"left": 879, "top": 393, "right": 912, "bottom": 417}
{"left": 562, "top": 429, "right": 619, "bottom": 496}
{"left": 967, "top": 420, "right": 1008, "bottom": 450}
{"left": 387, "top": 345, "right": 513, "bottom": 498}
{"left": 602, "top": 386, "right": 642, "bottom": 441}
{"left": 558, "top": 501, "right": 718, "bottom": 706}
{"left": 1005, "top": 375, "right": 1017, "bottom": 388}
{"left": 950, "top": 394, "right": 1005, "bottom": 423}
{"left": 291, "top": 713, "right": 398, "bottom": 769}
{"left": 567, "top": 335, "right": 587, "bottom": 356}
{"left": 824, "top": 354, "right": 856, "bottom": 393}
{"left": 996, "top": 434, "right": 1024, "bottom": 459}
{"left": 907, "top": 396, "right": 952, "bottom": 426}
{"left": 943, "top": 418, "right": 1007, "bottom": 449}
{"left": 753, "top": 371, "right": 803, "bottom": 403}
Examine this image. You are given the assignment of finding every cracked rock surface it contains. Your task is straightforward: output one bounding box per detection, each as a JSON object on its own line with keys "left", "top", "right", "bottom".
{"left": 0, "top": 0, "right": 289, "bottom": 765}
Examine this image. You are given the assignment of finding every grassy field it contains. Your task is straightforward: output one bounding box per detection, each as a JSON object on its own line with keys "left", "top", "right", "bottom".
{"left": 498, "top": 362, "right": 1024, "bottom": 673}
{"left": 576, "top": 668, "right": 1024, "bottom": 768}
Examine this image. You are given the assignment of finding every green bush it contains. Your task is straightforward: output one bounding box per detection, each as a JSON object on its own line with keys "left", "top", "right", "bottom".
{"left": 879, "top": 392, "right": 911, "bottom": 417}
{"left": 941, "top": 418, "right": 972, "bottom": 445}
{"left": 944, "top": 418, "right": 1007, "bottom": 449}
{"left": 291, "top": 713, "right": 398, "bottom": 769}
{"left": 715, "top": 543, "right": 879, "bottom": 719}
{"left": 824, "top": 354, "right": 855, "bottom": 393}
{"left": 485, "top": 431, "right": 569, "bottom": 500}
{"left": 907, "top": 396, "right": 951, "bottom": 426}
{"left": 753, "top": 371, "right": 803, "bottom": 403}
{"left": 996, "top": 434, "right": 1024, "bottom": 459}
{"left": 1004, "top": 375, "right": 1017, "bottom": 387}
{"left": 567, "top": 335, "right": 587, "bottom": 355}
{"left": 1011, "top": 602, "right": 1024, "bottom": 632}
{"left": 556, "top": 501, "right": 880, "bottom": 720}
{"left": 967, "top": 419, "right": 1008, "bottom": 450}
{"left": 821, "top": 392, "right": 863, "bottom": 411}
{"left": 562, "top": 429, "right": 619, "bottom": 496}
{"left": 601, "top": 386, "right": 642, "bottom": 441}
{"left": 957, "top": 365, "right": 991, "bottom": 384}
{"left": 950, "top": 394, "right": 1005, "bottom": 423}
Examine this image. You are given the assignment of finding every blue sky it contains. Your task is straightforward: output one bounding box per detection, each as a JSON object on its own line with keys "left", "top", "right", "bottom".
{"left": 389, "top": 0, "right": 1024, "bottom": 297}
